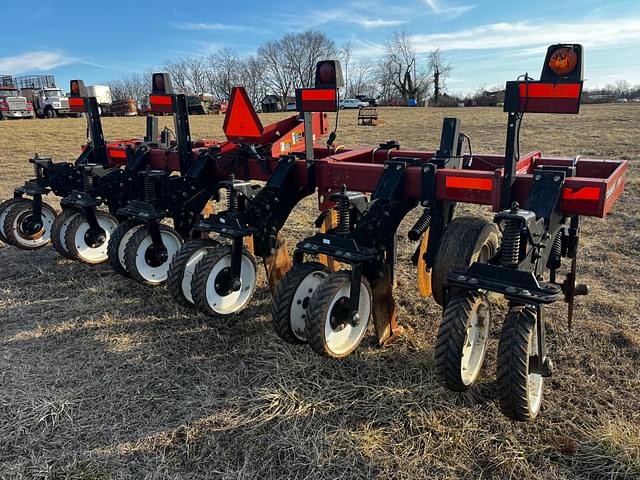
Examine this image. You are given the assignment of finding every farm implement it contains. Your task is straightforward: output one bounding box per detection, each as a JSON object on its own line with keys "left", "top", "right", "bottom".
{"left": 263, "top": 45, "right": 625, "bottom": 421}
{"left": 0, "top": 44, "right": 627, "bottom": 422}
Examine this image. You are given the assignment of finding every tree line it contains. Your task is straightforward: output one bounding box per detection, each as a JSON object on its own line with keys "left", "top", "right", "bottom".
{"left": 106, "top": 30, "right": 451, "bottom": 109}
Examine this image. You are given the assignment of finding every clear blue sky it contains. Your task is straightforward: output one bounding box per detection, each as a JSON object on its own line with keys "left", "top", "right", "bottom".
{"left": 1, "top": 0, "right": 639, "bottom": 94}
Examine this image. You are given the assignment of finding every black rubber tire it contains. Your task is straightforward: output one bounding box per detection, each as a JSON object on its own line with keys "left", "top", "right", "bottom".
{"left": 167, "top": 239, "right": 220, "bottom": 307}
{"left": 124, "top": 224, "right": 183, "bottom": 286}
{"left": 191, "top": 244, "right": 257, "bottom": 318}
{"left": 431, "top": 216, "right": 500, "bottom": 306}
{"left": 497, "top": 306, "right": 542, "bottom": 421}
{"left": 434, "top": 291, "right": 491, "bottom": 391}
{"left": 107, "top": 220, "right": 142, "bottom": 277}
{"left": 305, "top": 271, "right": 372, "bottom": 359}
{"left": 3, "top": 200, "right": 57, "bottom": 250}
{"left": 271, "top": 262, "right": 329, "bottom": 345}
{"left": 65, "top": 210, "right": 118, "bottom": 264}
{"left": 51, "top": 207, "right": 82, "bottom": 259}
{"left": 0, "top": 198, "right": 30, "bottom": 244}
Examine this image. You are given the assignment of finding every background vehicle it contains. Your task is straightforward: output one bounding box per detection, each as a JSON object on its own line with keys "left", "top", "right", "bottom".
{"left": 16, "top": 75, "right": 71, "bottom": 118}
{"left": 0, "top": 87, "right": 34, "bottom": 119}
{"left": 286, "top": 101, "right": 297, "bottom": 111}
{"left": 86, "top": 85, "right": 113, "bottom": 114}
{"left": 339, "top": 98, "right": 368, "bottom": 109}
{"left": 0, "top": 76, "right": 34, "bottom": 119}
{"left": 355, "top": 94, "right": 377, "bottom": 106}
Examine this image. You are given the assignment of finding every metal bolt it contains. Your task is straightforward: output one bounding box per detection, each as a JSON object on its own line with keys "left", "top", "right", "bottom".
{"left": 469, "top": 278, "right": 478, "bottom": 284}
{"left": 457, "top": 275, "right": 467, "bottom": 281}
{"left": 534, "top": 174, "right": 542, "bottom": 181}
{"left": 553, "top": 175, "right": 561, "bottom": 182}
{"left": 521, "top": 290, "right": 531, "bottom": 296}
{"left": 506, "top": 286, "right": 518, "bottom": 293}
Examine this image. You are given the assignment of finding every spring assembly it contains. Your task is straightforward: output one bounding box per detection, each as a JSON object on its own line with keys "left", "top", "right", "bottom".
{"left": 408, "top": 210, "right": 432, "bottom": 241}
{"left": 500, "top": 219, "right": 521, "bottom": 267}
{"left": 82, "top": 169, "right": 92, "bottom": 192}
{"left": 144, "top": 174, "right": 155, "bottom": 202}
{"left": 336, "top": 185, "right": 350, "bottom": 236}
{"left": 547, "top": 230, "right": 562, "bottom": 270}
{"left": 226, "top": 174, "right": 238, "bottom": 213}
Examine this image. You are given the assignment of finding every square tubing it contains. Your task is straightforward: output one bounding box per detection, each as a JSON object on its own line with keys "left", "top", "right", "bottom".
{"left": 230, "top": 236, "right": 244, "bottom": 292}
{"left": 348, "top": 263, "right": 363, "bottom": 325}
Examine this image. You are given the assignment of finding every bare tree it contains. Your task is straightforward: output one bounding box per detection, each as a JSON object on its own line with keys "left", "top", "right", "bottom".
{"left": 106, "top": 72, "right": 150, "bottom": 102}
{"left": 281, "top": 31, "right": 337, "bottom": 89}
{"left": 164, "top": 59, "right": 190, "bottom": 93}
{"left": 379, "top": 31, "right": 430, "bottom": 105}
{"left": 258, "top": 39, "right": 294, "bottom": 110}
{"left": 428, "top": 48, "right": 452, "bottom": 104}
{"left": 241, "top": 55, "right": 268, "bottom": 107}
{"left": 339, "top": 41, "right": 352, "bottom": 96}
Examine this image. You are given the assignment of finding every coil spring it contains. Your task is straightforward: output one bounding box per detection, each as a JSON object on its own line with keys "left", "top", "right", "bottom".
{"left": 547, "top": 230, "right": 562, "bottom": 270}
{"left": 336, "top": 186, "right": 350, "bottom": 236}
{"left": 226, "top": 175, "right": 238, "bottom": 212}
{"left": 144, "top": 175, "right": 155, "bottom": 201}
{"left": 408, "top": 210, "right": 432, "bottom": 241}
{"left": 82, "top": 169, "right": 92, "bottom": 192}
{"left": 33, "top": 162, "right": 42, "bottom": 179}
{"left": 500, "top": 219, "right": 521, "bottom": 267}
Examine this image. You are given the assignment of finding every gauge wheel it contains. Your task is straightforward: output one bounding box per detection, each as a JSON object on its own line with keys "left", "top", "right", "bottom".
{"left": 434, "top": 291, "right": 492, "bottom": 391}
{"left": 305, "top": 271, "right": 372, "bottom": 358}
{"left": 497, "top": 306, "right": 544, "bottom": 421}
{"left": 3, "top": 199, "right": 57, "bottom": 250}
{"left": 271, "top": 262, "right": 329, "bottom": 344}
{"left": 51, "top": 207, "right": 82, "bottom": 259}
{"left": 107, "top": 220, "right": 144, "bottom": 277}
{"left": 431, "top": 216, "right": 499, "bottom": 306}
{"left": 167, "top": 238, "right": 220, "bottom": 307}
{"left": 65, "top": 210, "right": 119, "bottom": 264}
{"left": 0, "top": 198, "right": 32, "bottom": 244}
{"left": 191, "top": 244, "right": 258, "bottom": 317}
{"left": 123, "top": 224, "right": 184, "bottom": 286}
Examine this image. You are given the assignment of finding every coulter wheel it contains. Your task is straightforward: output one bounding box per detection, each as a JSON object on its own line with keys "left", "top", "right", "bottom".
{"left": 65, "top": 211, "right": 119, "bottom": 264}
{"left": 496, "top": 306, "right": 544, "bottom": 421}
{"left": 431, "top": 216, "right": 499, "bottom": 306}
{"left": 271, "top": 262, "right": 329, "bottom": 344}
{"left": 191, "top": 244, "right": 258, "bottom": 318}
{"left": 0, "top": 198, "right": 32, "bottom": 244}
{"left": 51, "top": 207, "right": 82, "bottom": 259}
{"left": 107, "top": 220, "right": 144, "bottom": 277}
{"left": 123, "top": 224, "right": 183, "bottom": 286}
{"left": 434, "top": 291, "right": 492, "bottom": 391}
{"left": 305, "top": 271, "right": 372, "bottom": 358}
{"left": 167, "top": 239, "right": 220, "bottom": 307}
{"left": 3, "top": 199, "right": 57, "bottom": 250}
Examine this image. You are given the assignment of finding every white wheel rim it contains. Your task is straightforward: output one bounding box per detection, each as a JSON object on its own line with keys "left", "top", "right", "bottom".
{"left": 9, "top": 205, "right": 56, "bottom": 248}
{"left": 528, "top": 323, "right": 543, "bottom": 415}
{"left": 73, "top": 214, "right": 118, "bottom": 262}
{"left": 182, "top": 248, "right": 210, "bottom": 304}
{"left": 204, "top": 253, "right": 256, "bottom": 315}
{"left": 460, "top": 300, "right": 490, "bottom": 385}
{"left": 118, "top": 224, "right": 144, "bottom": 268}
{"left": 290, "top": 269, "right": 328, "bottom": 341}
{"left": 57, "top": 212, "right": 81, "bottom": 252}
{"left": 134, "top": 230, "right": 182, "bottom": 284}
{"left": 324, "top": 282, "right": 371, "bottom": 356}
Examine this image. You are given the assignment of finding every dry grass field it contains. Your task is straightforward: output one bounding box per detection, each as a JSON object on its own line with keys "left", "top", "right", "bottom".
{"left": 0, "top": 105, "right": 639, "bottom": 479}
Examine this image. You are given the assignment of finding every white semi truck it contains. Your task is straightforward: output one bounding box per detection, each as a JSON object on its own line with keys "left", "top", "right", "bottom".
{"left": 15, "top": 75, "right": 76, "bottom": 118}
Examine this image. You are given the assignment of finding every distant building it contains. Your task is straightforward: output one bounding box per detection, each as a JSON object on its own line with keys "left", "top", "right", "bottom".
{"left": 260, "top": 95, "right": 296, "bottom": 113}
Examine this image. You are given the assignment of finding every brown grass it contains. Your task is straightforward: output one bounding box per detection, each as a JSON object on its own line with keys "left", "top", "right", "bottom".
{"left": 1, "top": 105, "right": 639, "bottom": 479}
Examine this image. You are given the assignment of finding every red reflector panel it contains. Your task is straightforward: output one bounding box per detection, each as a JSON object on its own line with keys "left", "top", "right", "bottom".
{"left": 518, "top": 82, "right": 582, "bottom": 114}
{"left": 149, "top": 94, "right": 174, "bottom": 114}
{"left": 109, "top": 149, "right": 127, "bottom": 159}
{"left": 223, "top": 87, "right": 264, "bottom": 142}
{"left": 68, "top": 97, "right": 85, "bottom": 113}
{"left": 296, "top": 88, "right": 337, "bottom": 112}
{"left": 562, "top": 186, "right": 601, "bottom": 200}
{"left": 445, "top": 176, "right": 493, "bottom": 191}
